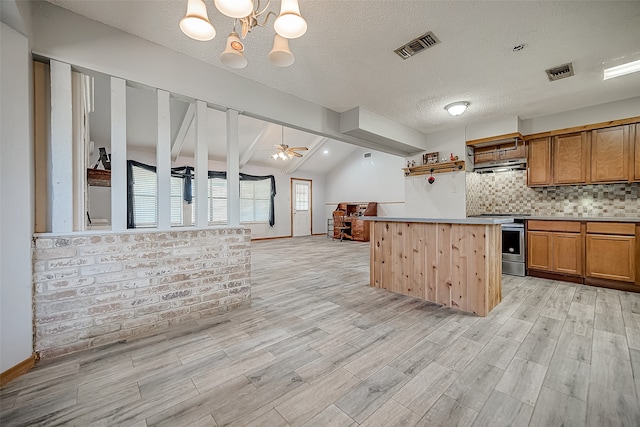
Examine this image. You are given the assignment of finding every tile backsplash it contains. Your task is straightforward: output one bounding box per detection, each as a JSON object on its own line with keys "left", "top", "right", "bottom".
{"left": 466, "top": 170, "right": 640, "bottom": 218}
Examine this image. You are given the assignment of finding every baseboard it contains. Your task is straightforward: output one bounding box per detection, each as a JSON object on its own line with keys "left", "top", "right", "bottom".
{"left": 251, "top": 235, "right": 292, "bottom": 241}
{"left": 1, "top": 353, "right": 37, "bottom": 387}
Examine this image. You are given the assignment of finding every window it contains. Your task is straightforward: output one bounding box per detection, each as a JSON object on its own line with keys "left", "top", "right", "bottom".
{"left": 129, "top": 162, "right": 188, "bottom": 228}
{"left": 170, "top": 176, "right": 183, "bottom": 226}
{"left": 208, "top": 178, "right": 227, "bottom": 223}
{"left": 295, "top": 182, "right": 309, "bottom": 211}
{"left": 240, "top": 179, "right": 271, "bottom": 222}
{"left": 128, "top": 161, "right": 275, "bottom": 228}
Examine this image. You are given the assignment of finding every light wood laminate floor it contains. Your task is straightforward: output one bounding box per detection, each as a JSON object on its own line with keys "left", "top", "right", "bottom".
{"left": 2, "top": 236, "right": 640, "bottom": 426}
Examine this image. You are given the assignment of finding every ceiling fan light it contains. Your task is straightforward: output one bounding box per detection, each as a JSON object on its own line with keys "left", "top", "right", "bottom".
{"left": 220, "top": 32, "right": 248, "bottom": 68}
{"left": 180, "top": 0, "right": 216, "bottom": 41}
{"left": 214, "top": 0, "right": 253, "bottom": 18}
{"left": 274, "top": 0, "right": 307, "bottom": 39}
{"left": 269, "top": 34, "right": 295, "bottom": 67}
{"left": 271, "top": 153, "right": 278, "bottom": 160}
{"left": 444, "top": 101, "right": 470, "bottom": 116}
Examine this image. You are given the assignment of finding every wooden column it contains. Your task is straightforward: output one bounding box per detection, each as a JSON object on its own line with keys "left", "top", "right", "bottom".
{"left": 156, "top": 89, "right": 171, "bottom": 229}
{"left": 226, "top": 109, "right": 240, "bottom": 226}
{"left": 110, "top": 77, "right": 127, "bottom": 231}
{"left": 49, "top": 60, "right": 73, "bottom": 233}
{"left": 195, "top": 100, "right": 209, "bottom": 227}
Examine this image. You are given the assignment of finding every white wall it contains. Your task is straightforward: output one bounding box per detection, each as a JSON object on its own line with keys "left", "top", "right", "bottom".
{"left": 520, "top": 96, "right": 640, "bottom": 135}
{"left": 404, "top": 127, "right": 467, "bottom": 219}
{"left": 0, "top": 22, "right": 34, "bottom": 372}
{"left": 325, "top": 148, "right": 405, "bottom": 220}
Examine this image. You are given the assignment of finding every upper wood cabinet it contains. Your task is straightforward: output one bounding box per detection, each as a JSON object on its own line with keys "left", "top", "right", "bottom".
{"left": 527, "top": 137, "right": 552, "bottom": 186}
{"left": 473, "top": 140, "right": 525, "bottom": 164}
{"left": 553, "top": 132, "right": 589, "bottom": 185}
{"left": 590, "top": 125, "right": 631, "bottom": 183}
{"left": 634, "top": 124, "right": 640, "bottom": 181}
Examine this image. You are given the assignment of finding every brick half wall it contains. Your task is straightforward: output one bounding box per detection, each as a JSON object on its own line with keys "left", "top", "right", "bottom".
{"left": 32, "top": 228, "right": 251, "bottom": 359}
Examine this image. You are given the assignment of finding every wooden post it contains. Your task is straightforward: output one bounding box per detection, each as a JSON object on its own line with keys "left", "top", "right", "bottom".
{"left": 110, "top": 77, "right": 127, "bottom": 231}
{"left": 156, "top": 89, "right": 171, "bottom": 229}
{"left": 195, "top": 100, "right": 209, "bottom": 227}
{"left": 226, "top": 109, "right": 240, "bottom": 227}
{"left": 49, "top": 60, "right": 73, "bottom": 233}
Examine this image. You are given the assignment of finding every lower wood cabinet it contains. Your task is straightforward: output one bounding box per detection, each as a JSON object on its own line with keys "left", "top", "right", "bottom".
{"left": 527, "top": 228, "right": 582, "bottom": 276}
{"left": 585, "top": 233, "right": 636, "bottom": 283}
{"left": 527, "top": 220, "right": 639, "bottom": 289}
{"left": 553, "top": 233, "right": 583, "bottom": 275}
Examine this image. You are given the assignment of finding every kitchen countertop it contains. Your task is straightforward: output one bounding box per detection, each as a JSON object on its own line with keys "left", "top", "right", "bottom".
{"left": 363, "top": 216, "right": 514, "bottom": 225}
{"left": 525, "top": 216, "right": 640, "bottom": 223}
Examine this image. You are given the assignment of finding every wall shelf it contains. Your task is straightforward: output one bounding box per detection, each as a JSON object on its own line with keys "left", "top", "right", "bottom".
{"left": 402, "top": 160, "right": 465, "bottom": 177}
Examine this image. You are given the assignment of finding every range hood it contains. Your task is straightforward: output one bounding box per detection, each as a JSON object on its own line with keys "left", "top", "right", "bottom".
{"left": 473, "top": 158, "right": 527, "bottom": 173}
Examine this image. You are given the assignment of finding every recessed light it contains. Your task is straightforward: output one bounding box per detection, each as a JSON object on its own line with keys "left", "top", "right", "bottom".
{"left": 323, "top": 150, "right": 329, "bottom": 154}
{"left": 603, "top": 59, "right": 640, "bottom": 80}
{"left": 512, "top": 43, "right": 527, "bottom": 52}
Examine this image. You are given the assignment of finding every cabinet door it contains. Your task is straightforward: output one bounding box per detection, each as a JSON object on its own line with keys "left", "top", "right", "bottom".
{"left": 552, "top": 233, "right": 582, "bottom": 276}
{"left": 591, "top": 125, "right": 630, "bottom": 183}
{"left": 498, "top": 141, "right": 526, "bottom": 161}
{"left": 527, "top": 231, "right": 552, "bottom": 271}
{"left": 553, "top": 132, "right": 588, "bottom": 184}
{"left": 474, "top": 146, "right": 497, "bottom": 164}
{"left": 527, "top": 137, "right": 552, "bottom": 186}
{"left": 634, "top": 124, "right": 640, "bottom": 181}
{"left": 586, "top": 234, "right": 636, "bottom": 282}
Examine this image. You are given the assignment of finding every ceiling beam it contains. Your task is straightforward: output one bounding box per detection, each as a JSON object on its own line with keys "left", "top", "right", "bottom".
{"left": 239, "top": 122, "right": 272, "bottom": 169}
{"left": 282, "top": 136, "right": 328, "bottom": 175}
{"left": 171, "top": 103, "right": 195, "bottom": 161}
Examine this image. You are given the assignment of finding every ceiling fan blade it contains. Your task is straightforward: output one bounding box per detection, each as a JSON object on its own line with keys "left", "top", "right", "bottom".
{"left": 275, "top": 144, "right": 286, "bottom": 150}
{"left": 291, "top": 151, "right": 303, "bottom": 157}
{"left": 289, "top": 147, "right": 308, "bottom": 151}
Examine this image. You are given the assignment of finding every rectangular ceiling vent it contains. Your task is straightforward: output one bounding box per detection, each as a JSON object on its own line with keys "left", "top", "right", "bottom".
{"left": 546, "top": 63, "right": 575, "bottom": 81}
{"left": 363, "top": 152, "right": 372, "bottom": 158}
{"left": 394, "top": 32, "right": 441, "bottom": 60}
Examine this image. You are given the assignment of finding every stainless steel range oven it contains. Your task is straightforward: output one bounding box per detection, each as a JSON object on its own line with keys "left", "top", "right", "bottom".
{"left": 502, "top": 219, "right": 525, "bottom": 276}
{"left": 477, "top": 214, "right": 527, "bottom": 276}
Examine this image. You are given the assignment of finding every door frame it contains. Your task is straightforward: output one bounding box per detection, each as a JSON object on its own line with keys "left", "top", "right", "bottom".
{"left": 290, "top": 178, "right": 312, "bottom": 237}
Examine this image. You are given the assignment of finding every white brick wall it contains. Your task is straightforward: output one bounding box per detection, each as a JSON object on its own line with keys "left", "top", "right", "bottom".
{"left": 33, "top": 228, "right": 251, "bottom": 359}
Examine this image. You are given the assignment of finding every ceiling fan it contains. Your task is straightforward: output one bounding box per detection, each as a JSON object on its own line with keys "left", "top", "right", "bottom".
{"left": 272, "top": 144, "right": 308, "bottom": 160}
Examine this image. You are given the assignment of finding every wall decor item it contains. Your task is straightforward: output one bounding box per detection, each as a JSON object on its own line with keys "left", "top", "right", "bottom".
{"left": 423, "top": 152, "right": 439, "bottom": 164}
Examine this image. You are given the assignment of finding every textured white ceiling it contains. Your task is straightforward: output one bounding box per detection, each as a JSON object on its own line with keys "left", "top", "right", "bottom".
{"left": 47, "top": 0, "right": 640, "bottom": 132}
{"left": 48, "top": 0, "right": 640, "bottom": 136}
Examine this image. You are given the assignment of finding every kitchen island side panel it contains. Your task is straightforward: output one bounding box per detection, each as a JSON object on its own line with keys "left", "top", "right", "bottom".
{"left": 370, "top": 221, "right": 502, "bottom": 316}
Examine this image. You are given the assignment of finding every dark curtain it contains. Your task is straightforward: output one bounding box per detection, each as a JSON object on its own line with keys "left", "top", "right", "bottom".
{"left": 127, "top": 160, "right": 276, "bottom": 228}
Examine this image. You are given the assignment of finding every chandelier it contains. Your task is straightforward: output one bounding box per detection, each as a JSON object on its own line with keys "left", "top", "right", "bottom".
{"left": 179, "top": 0, "right": 308, "bottom": 68}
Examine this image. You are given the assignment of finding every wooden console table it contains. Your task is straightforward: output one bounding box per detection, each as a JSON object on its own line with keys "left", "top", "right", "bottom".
{"left": 333, "top": 202, "right": 377, "bottom": 242}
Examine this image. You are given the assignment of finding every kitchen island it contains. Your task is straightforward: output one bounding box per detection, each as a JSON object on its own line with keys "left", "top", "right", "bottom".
{"left": 366, "top": 217, "right": 512, "bottom": 316}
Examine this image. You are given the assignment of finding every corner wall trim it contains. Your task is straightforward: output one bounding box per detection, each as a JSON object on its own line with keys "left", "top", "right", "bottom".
{"left": 0, "top": 353, "right": 37, "bottom": 387}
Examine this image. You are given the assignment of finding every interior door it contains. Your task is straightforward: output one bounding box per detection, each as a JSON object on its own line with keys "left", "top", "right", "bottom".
{"left": 292, "top": 179, "right": 311, "bottom": 237}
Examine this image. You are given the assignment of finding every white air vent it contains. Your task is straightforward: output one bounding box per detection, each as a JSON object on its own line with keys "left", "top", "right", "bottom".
{"left": 364, "top": 152, "right": 372, "bottom": 158}
{"left": 394, "top": 32, "right": 441, "bottom": 60}
{"left": 546, "top": 63, "right": 575, "bottom": 81}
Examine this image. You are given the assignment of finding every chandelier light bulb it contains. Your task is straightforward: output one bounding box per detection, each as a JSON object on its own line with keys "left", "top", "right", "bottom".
{"left": 214, "top": 0, "right": 253, "bottom": 18}
{"left": 220, "top": 32, "right": 248, "bottom": 68}
{"left": 180, "top": 0, "right": 216, "bottom": 41}
{"left": 444, "top": 101, "right": 470, "bottom": 116}
{"left": 269, "top": 34, "right": 295, "bottom": 67}
{"left": 274, "top": 0, "right": 307, "bottom": 39}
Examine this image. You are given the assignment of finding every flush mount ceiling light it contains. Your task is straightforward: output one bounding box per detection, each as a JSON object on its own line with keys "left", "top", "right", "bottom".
{"left": 180, "top": 0, "right": 307, "bottom": 69}
{"left": 603, "top": 59, "right": 640, "bottom": 80}
{"left": 444, "top": 101, "right": 470, "bottom": 116}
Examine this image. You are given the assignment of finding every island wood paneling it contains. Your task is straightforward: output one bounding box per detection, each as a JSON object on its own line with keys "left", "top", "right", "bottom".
{"left": 370, "top": 221, "right": 502, "bottom": 316}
